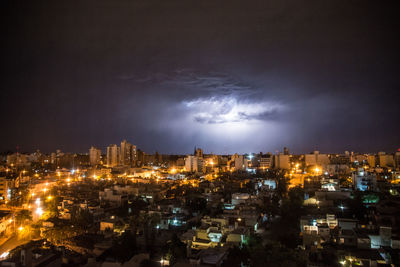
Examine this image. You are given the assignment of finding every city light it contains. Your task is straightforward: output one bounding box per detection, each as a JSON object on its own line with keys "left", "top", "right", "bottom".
{"left": 0, "top": 252, "right": 9, "bottom": 259}
{"left": 1, "top": 0, "right": 399, "bottom": 263}
{"left": 36, "top": 207, "right": 43, "bottom": 216}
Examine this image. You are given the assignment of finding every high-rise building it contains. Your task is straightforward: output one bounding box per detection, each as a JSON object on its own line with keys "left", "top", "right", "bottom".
{"left": 131, "top": 145, "right": 137, "bottom": 163}
{"left": 89, "top": 146, "right": 102, "bottom": 166}
{"left": 106, "top": 144, "right": 120, "bottom": 167}
{"left": 195, "top": 148, "right": 204, "bottom": 158}
{"left": 185, "top": 155, "right": 204, "bottom": 172}
{"left": 283, "top": 147, "right": 289, "bottom": 155}
{"left": 120, "top": 140, "right": 136, "bottom": 166}
{"left": 120, "top": 140, "right": 129, "bottom": 165}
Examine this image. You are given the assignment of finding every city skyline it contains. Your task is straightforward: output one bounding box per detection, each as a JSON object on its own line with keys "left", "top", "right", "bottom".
{"left": 3, "top": 141, "right": 400, "bottom": 156}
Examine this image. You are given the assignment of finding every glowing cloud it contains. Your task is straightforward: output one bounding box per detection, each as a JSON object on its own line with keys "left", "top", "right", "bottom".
{"left": 183, "top": 96, "right": 283, "bottom": 125}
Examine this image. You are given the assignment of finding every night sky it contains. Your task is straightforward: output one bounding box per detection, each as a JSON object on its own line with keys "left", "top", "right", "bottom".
{"left": 1, "top": 0, "right": 399, "bottom": 154}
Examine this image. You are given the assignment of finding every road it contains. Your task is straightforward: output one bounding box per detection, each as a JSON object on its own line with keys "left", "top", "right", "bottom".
{"left": 0, "top": 234, "right": 30, "bottom": 255}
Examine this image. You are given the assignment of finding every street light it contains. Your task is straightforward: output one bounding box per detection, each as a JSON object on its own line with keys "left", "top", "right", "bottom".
{"left": 36, "top": 207, "right": 43, "bottom": 216}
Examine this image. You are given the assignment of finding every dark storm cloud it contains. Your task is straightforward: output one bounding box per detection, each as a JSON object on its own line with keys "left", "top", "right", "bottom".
{"left": 1, "top": 0, "right": 399, "bottom": 154}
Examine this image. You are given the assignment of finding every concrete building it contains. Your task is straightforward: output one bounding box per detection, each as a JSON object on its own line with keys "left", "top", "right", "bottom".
{"left": 0, "top": 177, "right": 12, "bottom": 202}
{"left": 367, "top": 155, "right": 376, "bottom": 167}
{"left": 378, "top": 152, "right": 394, "bottom": 168}
{"left": 6, "top": 153, "right": 30, "bottom": 167}
{"left": 231, "top": 193, "right": 250, "bottom": 205}
{"left": 89, "top": 146, "right": 102, "bottom": 166}
{"left": 305, "top": 151, "right": 330, "bottom": 168}
{"left": 259, "top": 154, "right": 273, "bottom": 170}
{"left": 185, "top": 155, "right": 204, "bottom": 173}
{"left": 120, "top": 140, "right": 137, "bottom": 166}
{"left": 305, "top": 153, "right": 317, "bottom": 166}
{"left": 395, "top": 152, "right": 400, "bottom": 169}
{"left": 274, "top": 153, "right": 290, "bottom": 170}
{"left": 283, "top": 147, "right": 289, "bottom": 155}
{"left": 195, "top": 147, "right": 204, "bottom": 158}
{"left": 231, "top": 154, "right": 248, "bottom": 171}
{"left": 99, "top": 188, "right": 128, "bottom": 206}
{"left": 352, "top": 168, "right": 377, "bottom": 191}
{"left": 106, "top": 144, "right": 120, "bottom": 167}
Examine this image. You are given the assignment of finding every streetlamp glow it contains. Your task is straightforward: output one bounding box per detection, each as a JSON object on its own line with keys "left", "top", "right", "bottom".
{"left": 36, "top": 207, "right": 43, "bottom": 216}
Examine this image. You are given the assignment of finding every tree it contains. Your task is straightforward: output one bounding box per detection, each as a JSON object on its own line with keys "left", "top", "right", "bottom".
{"left": 163, "top": 234, "right": 186, "bottom": 265}
{"left": 73, "top": 209, "right": 93, "bottom": 230}
{"left": 139, "top": 259, "right": 158, "bottom": 267}
{"left": 347, "top": 191, "right": 367, "bottom": 220}
{"left": 221, "top": 246, "right": 249, "bottom": 267}
{"left": 275, "top": 173, "right": 288, "bottom": 198}
{"left": 97, "top": 231, "right": 137, "bottom": 263}
{"left": 15, "top": 209, "right": 32, "bottom": 225}
{"left": 45, "top": 197, "right": 59, "bottom": 219}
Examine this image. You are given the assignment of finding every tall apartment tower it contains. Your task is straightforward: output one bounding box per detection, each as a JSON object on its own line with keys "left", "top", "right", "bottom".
{"left": 185, "top": 155, "right": 204, "bottom": 173}
{"left": 120, "top": 140, "right": 137, "bottom": 166}
{"left": 195, "top": 147, "right": 204, "bottom": 158}
{"left": 106, "top": 144, "right": 120, "bottom": 167}
{"left": 89, "top": 146, "right": 102, "bottom": 166}
{"left": 120, "top": 140, "right": 131, "bottom": 165}
{"left": 283, "top": 147, "right": 289, "bottom": 155}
